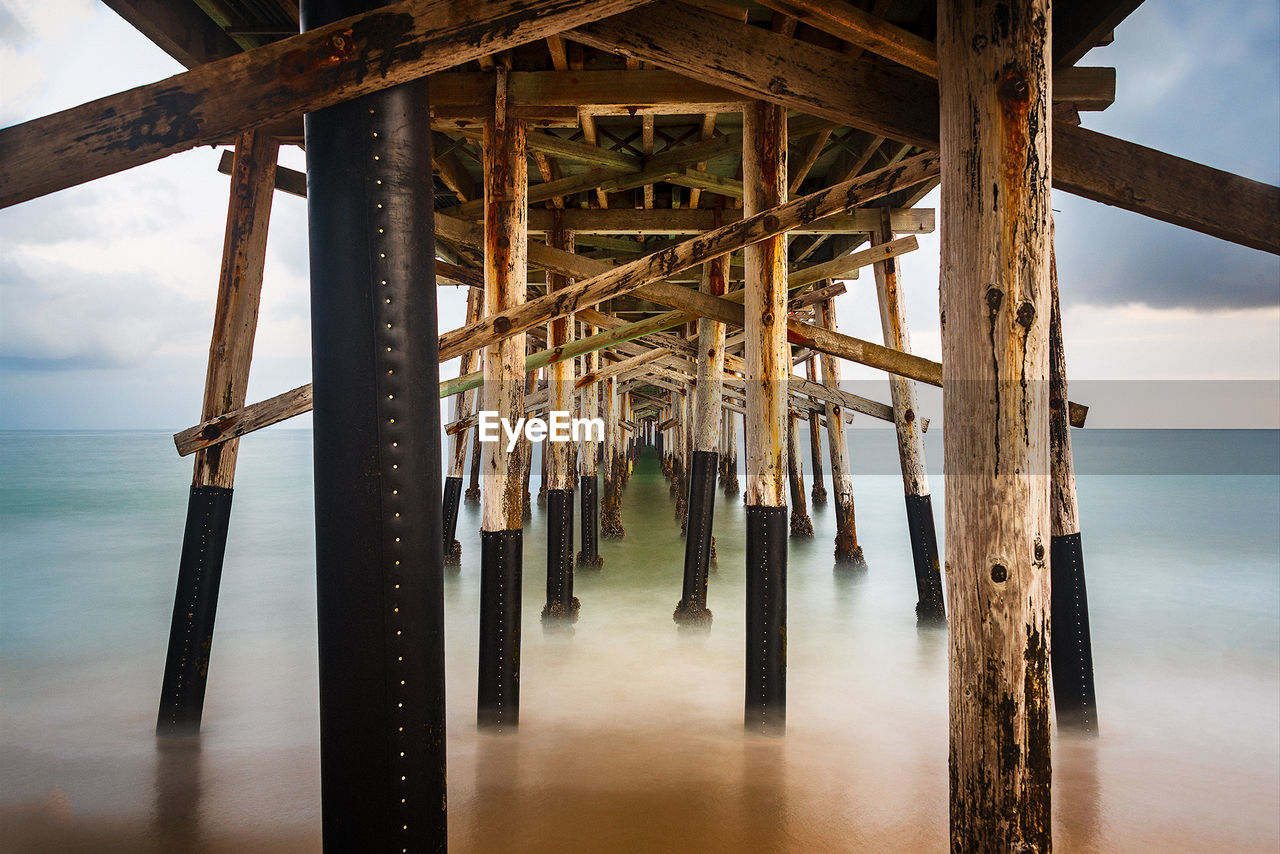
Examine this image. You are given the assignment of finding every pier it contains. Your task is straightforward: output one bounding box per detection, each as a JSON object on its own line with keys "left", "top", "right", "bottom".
{"left": 2, "top": 0, "right": 1277, "bottom": 851}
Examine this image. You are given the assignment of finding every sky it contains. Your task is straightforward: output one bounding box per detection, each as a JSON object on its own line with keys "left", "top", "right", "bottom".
{"left": 0, "top": 0, "right": 1277, "bottom": 431}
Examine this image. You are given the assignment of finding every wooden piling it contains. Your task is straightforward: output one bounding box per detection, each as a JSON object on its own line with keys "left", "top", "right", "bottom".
{"left": 721, "top": 407, "right": 741, "bottom": 496}
{"left": 157, "top": 129, "right": 277, "bottom": 737}
{"left": 577, "top": 323, "right": 604, "bottom": 569}
{"left": 786, "top": 412, "right": 814, "bottom": 537}
{"left": 302, "top": 31, "right": 446, "bottom": 847}
{"left": 674, "top": 383, "right": 690, "bottom": 529}
{"left": 804, "top": 357, "right": 827, "bottom": 505}
{"left": 743, "top": 101, "right": 788, "bottom": 734}
{"left": 444, "top": 285, "right": 484, "bottom": 569}
{"left": 871, "top": 211, "right": 943, "bottom": 621}
{"left": 478, "top": 64, "right": 527, "bottom": 731}
{"left": 674, "top": 258, "right": 728, "bottom": 626}
{"left": 1049, "top": 240, "right": 1098, "bottom": 734}
{"left": 542, "top": 217, "right": 580, "bottom": 623}
{"left": 817, "top": 297, "right": 867, "bottom": 569}
{"left": 520, "top": 365, "right": 536, "bottom": 520}
{"left": 600, "top": 374, "right": 626, "bottom": 537}
{"left": 940, "top": 0, "right": 1053, "bottom": 848}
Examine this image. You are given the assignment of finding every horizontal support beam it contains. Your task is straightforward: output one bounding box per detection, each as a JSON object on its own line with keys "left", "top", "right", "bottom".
{"left": 0, "top": 0, "right": 650, "bottom": 208}
{"left": 789, "top": 235, "right": 917, "bottom": 289}
{"left": 571, "top": 1, "right": 1280, "bottom": 253}
{"left": 216, "top": 151, "right": 935, "bottom": 237}
{"left": 527, "top": 206, "right": 935, "bottom": 234}
{"left": 427, "top": 69, "right": 747, "bottom": 119}
{"left": 753, "top": 0, "right": 1114, "bottom": 109}
{"left": 436, "top": 154, "right": 941, "bottom": 362}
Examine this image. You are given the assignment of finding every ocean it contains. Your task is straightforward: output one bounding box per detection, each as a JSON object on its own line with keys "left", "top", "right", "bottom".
{"left": 1, "top": 428, "right": 1277, "bottom": 852}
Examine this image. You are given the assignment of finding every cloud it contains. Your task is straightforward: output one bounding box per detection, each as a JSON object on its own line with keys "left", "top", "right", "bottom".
{"left": 1054, "top": 192, "right": 1280, "bottom": 310}
{"left": 1056, "top": 0, "right": 1280, "bottom": 311}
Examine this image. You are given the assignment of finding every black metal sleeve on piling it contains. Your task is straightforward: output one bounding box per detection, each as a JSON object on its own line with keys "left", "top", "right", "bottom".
{"left": 577, "top": 474, "right": 602, "bottom": 569}
{"left": 442, "top": 475, "right": 463, "bottom": 568}
{"left": 745, "top": 505, "right": 787, "bottom": 734}
{"left": 1051, "top": 532, "right": 1098, "bottom": 733}
{"left": 156, "top": 485, "right": 233, "bottom": 736}
{"left": 904, "top": 494, "right": 946, "bottom": 622}
{"left": 478, "top": 529, "right": 523, "bottom": 730}
{"left": 542, "top": 489, "right": 579, "bottom": 623}
{"left": 674, "top": 450, "right": 717, "bottom": 627}
{"left": 301, "top": 3, "right": 446, "bottom": 843}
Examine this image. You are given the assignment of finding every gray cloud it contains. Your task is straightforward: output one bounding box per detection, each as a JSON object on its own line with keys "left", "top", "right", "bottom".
{"left": 1055, "top": 0, "right": 1280, "bottom": 311}
{"left": 1055, "top": 192, "right": 1280, "bottom": 310}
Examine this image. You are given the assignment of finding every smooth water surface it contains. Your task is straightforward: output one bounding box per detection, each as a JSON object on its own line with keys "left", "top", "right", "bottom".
{"left": 1, "top": 429, "right": 1277, "bottom": 852}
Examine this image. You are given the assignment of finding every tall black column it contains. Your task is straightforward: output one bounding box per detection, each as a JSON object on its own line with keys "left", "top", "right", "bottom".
{"left": 577, "top": 474, "right": 602, "bottom": 569}
{"left": 442, "top": 475, "right": 463, "bottom": 569}
{"left": 674, "top": 450, "right": 717, "bottom": 626}
{"left": 157, "top": 486, "right": 232, "bottom": 735}
{"left": 302, "top": 0, "right": 445, "bottom": 848}
{"left": 542, "top": 489, "right": 579, "bottom": 622}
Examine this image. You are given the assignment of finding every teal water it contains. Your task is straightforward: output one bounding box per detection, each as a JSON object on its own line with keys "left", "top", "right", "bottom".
{"left": 0, "top": 429, "right": 1277, "bottom": 852}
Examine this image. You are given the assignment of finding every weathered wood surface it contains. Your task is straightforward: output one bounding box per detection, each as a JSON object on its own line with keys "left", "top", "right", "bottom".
{"left": 693, "top": 258, "right": 728, "bottom": 453}
{"left": 786, "top": 412, "right": 813, "bottom": 536}
{"left": 788, "top": 279, "right": 846, "bottom": 311}
{"left": 546, "top": 220, "right": 576, "bottom": 491}
{"left": 817, "top": 297, "right": 864, "bottom": 568}
{"left": 427, "top": 69, "right": 744, "bottom": 119}
{"left": 1049, "top": 243, "right": 1080, "bottom": 536}
{"left": 788, "top": 235, "right": 917, "bottom": 289}
{"left": 804, "top": 357, "right": 826, "bottom": 504}
{"left": 448, "top": 114, "right": 829, "bottom": 219}
{"left": 752, "top": 0, "right": 1115, "bottom": 109}
{"left": 871, "top": 212, "right": 928, "bottom": 498}
{"left": 443, "top": 123, "right": 639, "bottom": 170}
{"left": 743, "top": 101, "right": 789, "bottom": 508}
{"left": 579, "top": 323, "right": 600, "bottom": 477}
{"left": 481, "top": 68, "right": 528, "bottom": 534}
{"left": 940, "top": 1, "right": 1053, "bottom": 849}
{"left": 572, "top": 1, "right": 1280, "bottom": 253}
{"left": 448, "top": 286, "right": 484, "bottom": 479}
{"left": 525, "top": 206, "right": 935, "bottom": 234}
{"left": 218, "top": 156, "right": 936, "bottom": 237}
{"left": 1054, "top": 0, "right": 1145, "bottom": 67}
{"left": 103, "top": 0, "right": 243, "bottom": 69}
{"left": 193, "top": 131, "right": 279, "bottom": 490}
{"left": 0, "top": 0, "right": 651, "bottom": 208}
{"left": 435, "top": 259, "right": 483, "bottom": 289}
{"left": 437, "top": 154, "right": 940, "bottom": 363}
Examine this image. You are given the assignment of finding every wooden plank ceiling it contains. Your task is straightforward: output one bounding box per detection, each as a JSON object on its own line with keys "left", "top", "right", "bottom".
{"left": 101, "top": 0, "right": 1132, "bottom": 321}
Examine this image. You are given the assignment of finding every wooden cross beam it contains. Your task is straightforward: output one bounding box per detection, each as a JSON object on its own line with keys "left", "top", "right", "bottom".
{"left": 570, "top": 1, "right": 1280, "bottom": 254}
{"left": 427, "top": 69, "right": 747, "bottom": 120}
{"left": 752, "top": 0, "right": 1116, "bottom": 110}
{"left": 216, "top": 154, "right": 937, "bottom": 236}
{"left": 0, "top": 0, "right": 651, "bottom": 208}
{"left": 436, "top": 153, "right": 941, "bottom": 362}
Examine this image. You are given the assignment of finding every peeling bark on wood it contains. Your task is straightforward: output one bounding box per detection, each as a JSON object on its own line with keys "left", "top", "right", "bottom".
{"left": 572, "top": 1, "right": 1280, "bottom": 254}
{"left": 194, "top": 130, "right": 279, "bottom": 490}
{"left": 817, "top": 297, "right": 865, "bottom": 569}
{"left": 743, "top": 101, "right": 790, "bottom": 509}
{"left": 481, "top": 69, "right": 528, "bottom": 534}
{"left": 940, "top": 2, "right": 1053, "bottom": 849}
{"left": 0, "top": 0, "right": 652, "bottom": 208}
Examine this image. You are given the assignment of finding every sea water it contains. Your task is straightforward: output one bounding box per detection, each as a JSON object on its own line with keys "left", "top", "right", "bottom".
{"left": 0, "top": 429, "right": 1276, "bottom": 852}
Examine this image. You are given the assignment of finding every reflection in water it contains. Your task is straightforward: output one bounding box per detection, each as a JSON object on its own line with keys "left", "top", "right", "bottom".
{"left": 740, "top": 738, "right": 789, "bottom": 852}
{"left": 2, "top": 434, "right": 1278, "bottom": 852}
{"left": 152, "top": 736, "right": 203, "bottom": 851}
{"left": 1056, "top": 733, "right": 1102, "bottom": 853}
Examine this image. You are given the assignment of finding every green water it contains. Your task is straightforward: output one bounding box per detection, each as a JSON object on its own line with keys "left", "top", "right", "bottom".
{"left": 0, "top": 429, "right": 1277, "bottom": 851}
